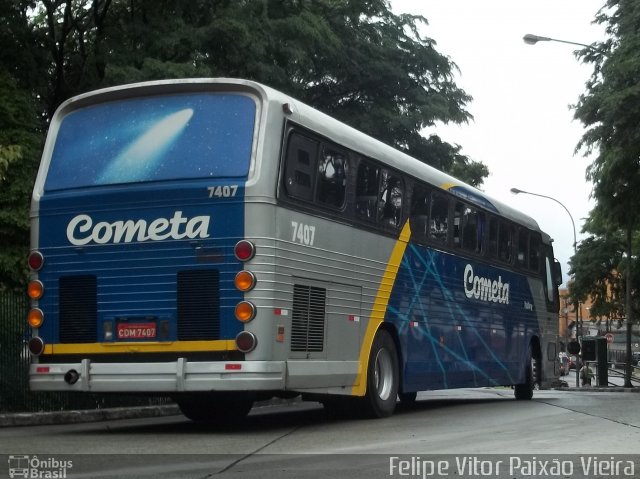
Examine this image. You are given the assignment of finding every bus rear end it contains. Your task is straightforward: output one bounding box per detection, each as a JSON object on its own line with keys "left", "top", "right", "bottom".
{"left": 28, "top": 81, "right": 283, "bottom": 419}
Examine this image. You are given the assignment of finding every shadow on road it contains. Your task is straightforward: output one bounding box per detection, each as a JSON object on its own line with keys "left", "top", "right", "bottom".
{"left": 86, "top": 393, "right": 509, "bottom": 435}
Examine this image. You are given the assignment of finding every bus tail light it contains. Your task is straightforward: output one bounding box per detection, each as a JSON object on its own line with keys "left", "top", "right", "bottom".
{"left": 28, "top": 251, "right": 44, "bottom": 271}
{"left": 236, "top": 331, "right": 257, "bottom": 353}
{"left": 28, "top": 337, "right": 45, "bottom": 356}
{"left": 234, "top": 240, "right": 255, "bottom": 261}
{"left": 235, "top": 301, "right": 256, "bottom": 323}
{"left": 28, "top": 308, "right": 44, "bottom": 328}
{"left": 28, "top": 280, "right": 44, "bottom": 300}
{"left": 235, "top": 271, "right": 256, "bottom": 292}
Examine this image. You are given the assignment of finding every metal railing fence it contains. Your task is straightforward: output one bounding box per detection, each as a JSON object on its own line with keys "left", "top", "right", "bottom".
{"left": 0, "top": 290, "right": 170, "bottom": 413}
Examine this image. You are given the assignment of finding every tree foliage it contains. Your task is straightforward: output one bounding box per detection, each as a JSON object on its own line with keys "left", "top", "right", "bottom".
{"left": 0, "top": 70, "right": 42, "bottom": 290}
{"left": 568, "top": 206, "right": 636, "bottom": 323}
{"left": 572, "top": 0, "right": 640, "bottom": 313}
{"left": 575, "top": 0, "right": 640, "bottom": 231}
{"left": 572, "top": 0, "right": 640, "bottom": 383}
{"left": 0, "top": 0, "right": 489, "bottom": 289}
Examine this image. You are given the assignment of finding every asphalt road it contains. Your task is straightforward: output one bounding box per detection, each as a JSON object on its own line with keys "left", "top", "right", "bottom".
{"left": 1, "top": 388, "right": 639, "bottom": 478}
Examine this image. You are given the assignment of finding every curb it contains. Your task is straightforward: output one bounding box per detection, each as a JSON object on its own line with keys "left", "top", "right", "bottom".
{"left": 0, "top": 397, "right": 301, "bottom": 428}
{"left": 554, "top": 386, "right": 640, "bottom": 393}
{"left": 0, "top": 404, "right": 181, "bottom": 428}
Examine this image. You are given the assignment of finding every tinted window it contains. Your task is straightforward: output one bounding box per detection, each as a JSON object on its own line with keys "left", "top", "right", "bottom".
{"left": 517, "top": 229, "right": 529, "bottom": 268}
{"left": 378, "top": 170, "right": 403, "bottom": 228}
{"left": 545, "top": 256, "right": 554, "bottom": 302}
{"left": 487, "top": 217, "right": 499, "bottom": 258}
{"left": 355, "top": 162, "right": 380, "bottom": 222}
{"left": 530, "top": 233, "right": 542, "bottom": 272}
{"left": 430, "top": 192, "right": 449, "bottom": 243}
{"left": 284, "top": 133, "right": 318, "bottom": 201}
{"left": 46, "top": 94, "right": 256, "bottom": 190}
{"left": 498, "top": 221, "right": 513, "bottom": 263}
{"left": 410, "top": 184, "right": 431, "bottom": 239}
{"left": 316, "top": 147, "right": 348, "bottom": 209}
{"left": 454, "top": 203, "right": 485, "bottom": 253}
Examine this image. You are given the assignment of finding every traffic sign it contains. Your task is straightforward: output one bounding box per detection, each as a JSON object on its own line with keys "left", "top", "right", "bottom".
{"left": 605, "top": 333, "right": 614, "bottom": 344}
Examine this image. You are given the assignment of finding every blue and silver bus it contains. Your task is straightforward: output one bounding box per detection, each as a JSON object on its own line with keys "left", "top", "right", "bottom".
{"left": 28, "top": 79, "right": 562, "bottom": 422}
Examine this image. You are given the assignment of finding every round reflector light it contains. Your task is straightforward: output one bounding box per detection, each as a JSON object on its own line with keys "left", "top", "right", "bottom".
{"left": 236, "top": 331, "right": 257, "bottom": 353}
{"left": 234, "top": 240, "right": 255, "bottom": 261}
{"left": 28, "top": 251, "right": 44, "bottom": 271}
{"left": 28, "top": 280, "right": 44, "bottom": 300}
{"left": 235, "top": 301, "right": 256, "bottom": 323}
{"left": 28, "top": 308, "right": 44, "bottom": 328}
{"left": 234, "top": 271, "right": 256, "bottom": 292}
{"left": 28, "top": 337, "right": 45, "bottom": 356}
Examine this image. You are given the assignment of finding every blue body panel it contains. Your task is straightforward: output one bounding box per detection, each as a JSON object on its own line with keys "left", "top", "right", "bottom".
{"left": 388, "top": 242, "right": 538, "bottom": 390}
{"left": 36, "top": 92, "right": 256, "bottom": 346}
{"left": 36, "top": 182, "right": 246, "bottom": 344}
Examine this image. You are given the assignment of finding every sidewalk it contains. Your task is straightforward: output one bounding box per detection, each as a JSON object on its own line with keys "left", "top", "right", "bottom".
{"left": 555, "top": 368, "right": 640, "bottom": 392}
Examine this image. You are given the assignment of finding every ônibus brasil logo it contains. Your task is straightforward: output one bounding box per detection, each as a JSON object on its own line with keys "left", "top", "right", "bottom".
{"left": 66, "top": 211, "right": 210, "bottom": 246}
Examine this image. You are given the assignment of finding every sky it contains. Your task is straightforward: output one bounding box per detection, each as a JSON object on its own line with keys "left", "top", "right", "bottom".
{"left": 390, "top": 0, "right": 608, "bottom": 284}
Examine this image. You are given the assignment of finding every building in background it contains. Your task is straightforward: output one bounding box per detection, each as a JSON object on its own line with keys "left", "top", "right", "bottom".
{"left": 559, "top": 288, "right": 640, "bottom": 363}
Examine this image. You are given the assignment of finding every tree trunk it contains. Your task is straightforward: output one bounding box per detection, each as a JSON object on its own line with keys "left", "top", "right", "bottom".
{"left": 624, "top": 226, "right": 633, "bottom": 388}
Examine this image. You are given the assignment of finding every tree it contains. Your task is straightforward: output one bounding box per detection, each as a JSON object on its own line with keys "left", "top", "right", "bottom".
{"left": 573, "top": 0, "right": 640, "bottom": 386}
{"left": 568, "top": 207, "right": 640, "bottom": 327}
{"left": 0, "top": 0, "right": 489, "bottom": 289}
{"left": 0, "top": 70, "right": 42, "bottom": 290}
{"left": 32, "top": 0, "right": 487, "bottom": 185}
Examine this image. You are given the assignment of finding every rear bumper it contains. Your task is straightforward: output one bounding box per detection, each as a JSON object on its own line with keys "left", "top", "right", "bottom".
{"left": 29, "top": 359, "right": 286, "bottom": 392}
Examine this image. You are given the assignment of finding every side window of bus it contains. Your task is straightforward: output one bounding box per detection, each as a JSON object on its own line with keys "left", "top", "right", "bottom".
{"left": 529, "top": 233, "right": 542, "bottom": 272}
{"left": 284, "top": 133, "right": 318, "bottom": 202}
{"left": 356, "top": 161, "right": 380, "bottom": 222}
{"left": 410, "top": 183, "right": 430, "bottom": 240}
{"left": 517, "top": 229, "right": 529, "bottom": 268}
{"left": 453, "top": 202, "right": 485, "bottom": 253}
{"left": 316, "top": 147, "right": 348, "bottom": 209}
{"left": 378, "top": 170, "right": 403, "bottom": 228}
{"left": 430, "top": 192, "right": 449, "bottom": 243}
{"left": 498, "top": 221, "right": 513, "bottom": 263}
{"left": 545, "top": 255, "right": 555, "bottom": 303}
{"left": 487, "top": 216, "right": 499, "bottom": 258}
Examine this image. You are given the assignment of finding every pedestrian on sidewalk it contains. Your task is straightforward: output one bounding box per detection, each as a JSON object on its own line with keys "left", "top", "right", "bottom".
{"left": 580, "top": 362, "right": 593, "bottom": 386}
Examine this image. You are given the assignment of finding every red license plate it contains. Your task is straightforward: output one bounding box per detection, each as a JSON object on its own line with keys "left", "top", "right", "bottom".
{"left": 117, "top": 322, "right": 156, "bottom": 340}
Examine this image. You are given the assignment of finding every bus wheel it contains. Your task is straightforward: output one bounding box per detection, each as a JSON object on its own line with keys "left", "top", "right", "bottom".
{"left": 362, "top": 330, "right": 399, "bottom": 418}
{"left": 176, "top": 393, "right": 254, "bottom": 425}
{"left": 514, "top": 348, "right": 534, "bottom": 401}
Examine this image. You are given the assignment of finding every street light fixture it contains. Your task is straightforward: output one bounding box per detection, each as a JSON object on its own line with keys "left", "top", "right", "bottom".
{"left": 510, "top": 187, "right": 580, "bottom": 387}
{"left": 522, "top": 33, "right": 609, "bottom": 57}
{"left": 510, "top": 188, "right": 577, "bottom": 250}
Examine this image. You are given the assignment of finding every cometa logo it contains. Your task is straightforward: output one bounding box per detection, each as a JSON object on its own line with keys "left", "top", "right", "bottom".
{"left": 463, "top": 264, "right": 510, "bottom": 304}
{"left": 66, "top": 211, "right": 210, "bottom": 246}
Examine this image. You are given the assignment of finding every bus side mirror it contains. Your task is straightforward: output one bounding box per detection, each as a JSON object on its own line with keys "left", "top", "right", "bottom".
{"left": 553, "top": 259, "right": 563, "bottom": 286}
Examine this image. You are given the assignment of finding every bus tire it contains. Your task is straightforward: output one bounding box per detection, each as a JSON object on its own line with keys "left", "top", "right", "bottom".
{"left": 362, "top": 329, "right": 399, "bottom": 418}
{"left": 176, "top": 393, "right": 253, "bottom": 425}
{"left": 514, "top": 348, "right": 534, "bottom": 401}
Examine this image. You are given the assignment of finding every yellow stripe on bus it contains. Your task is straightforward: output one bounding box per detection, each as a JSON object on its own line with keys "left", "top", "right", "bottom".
{"left": 43, "top": 340, "right": 237, "bottom": 355}
{"left": 440, "top": 181, "right": 458, "bottom": 191}
{"left": 351, "top": 220, "right": 411, "bottom": 396}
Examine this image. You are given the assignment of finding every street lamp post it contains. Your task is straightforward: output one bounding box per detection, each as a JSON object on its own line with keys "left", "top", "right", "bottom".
{"left": 510, "top": 187, "right": 580, "bottom": 387}
{"left": 523, "top": 33, "right": 610, "bottom": 58}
